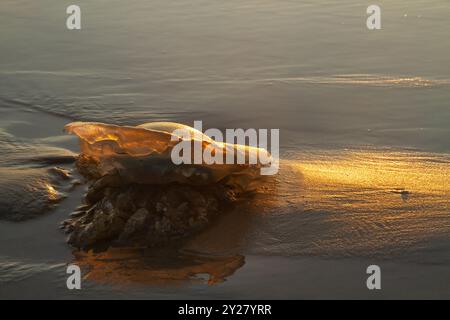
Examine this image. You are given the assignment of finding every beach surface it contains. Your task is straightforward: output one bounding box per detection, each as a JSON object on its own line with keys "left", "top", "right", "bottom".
{"left": 0, "top": 0, "right": 449, "bottom": 299}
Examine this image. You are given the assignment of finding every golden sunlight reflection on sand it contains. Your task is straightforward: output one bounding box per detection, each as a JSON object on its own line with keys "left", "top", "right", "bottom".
{"left": 244, "top": 149, "right": 450, "bottom": 258}
{"left": 252, "top": 149, "right": 450, "bottom": 211}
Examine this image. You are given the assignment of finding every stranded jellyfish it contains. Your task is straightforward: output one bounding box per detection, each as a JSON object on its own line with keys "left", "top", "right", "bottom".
{"left": 62, "top": 121, "right": 272, "bottom": 249}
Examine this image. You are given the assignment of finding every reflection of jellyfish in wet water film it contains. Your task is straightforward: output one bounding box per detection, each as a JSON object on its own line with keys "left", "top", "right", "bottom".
{"left": 74, "top": 248, "right": 246, "bottom": 286}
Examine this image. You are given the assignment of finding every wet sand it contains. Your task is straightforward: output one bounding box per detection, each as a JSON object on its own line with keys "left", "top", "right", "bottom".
{"left": 0, "top": 103, "right": 449, "bottom": 299}
{"left": 1, "top": 0, "right": 450, "bottom": 299}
